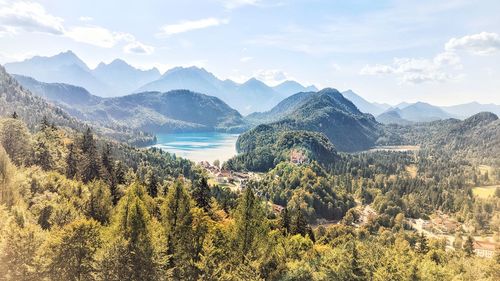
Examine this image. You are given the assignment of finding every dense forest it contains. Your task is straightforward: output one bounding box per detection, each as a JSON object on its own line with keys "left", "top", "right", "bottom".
{"left": 0, "top": 113, "right": 499, "bottom": 280}
{"left": 224, "top": 124, "right": 337, "bottom": 172}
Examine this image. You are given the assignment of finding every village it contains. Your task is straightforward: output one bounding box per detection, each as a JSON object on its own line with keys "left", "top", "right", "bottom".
{"left": 199, "top": 153, "right": 498, "bottom": 260}
{"left": 199, "top": 161, "right": 260, "bottom": 192}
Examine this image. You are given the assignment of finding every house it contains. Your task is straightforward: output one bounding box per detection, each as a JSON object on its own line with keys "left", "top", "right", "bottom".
{"left": 272, "top": 204, "right": 285, "bottom": 213}
{"left": 290, "top": 149, "right": 306, "bottom": 164}
{"left": 216, "top": 173, "right": 226, "bottom": 183}
{"left": 474, "top": 241, "right": 497, "bottom": 258}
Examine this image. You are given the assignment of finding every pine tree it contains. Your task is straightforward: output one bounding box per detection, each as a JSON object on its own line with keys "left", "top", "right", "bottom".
{"left": 464, "top": 235, "right": 475, "bottom": 257}
{"left": 11, "top": 111, "right": 18, "bottom": 119}
{"left": 291, "top": 209, "right": 308, "bottom": 237}
{"left": 100, "top": 182, "right": 157, "bottom": 280}
{"left": 349, "top": 241, "right": 364, "bottom": 280}
{"left": 416, "top": 233, "right": 429, "bottom": 254}
{"left": 161, "top": 179, "right": 195, "bottom": 278}
{"left": 80, "top": 128, "right": 100, "bottom": 183}
{"left": 65, "top": 143, "right": 78, "bottom": 179}
{"left": 233, "top": 187, "right": 267, "bottom": 262}
{"left": 145, "top": 169, "right": 158, "bottom": 198}
{"left": 191, "top": 177, "right": 211, "bottom": 211}
{"left": 280, "top": 207, "right": 291, "bottom": 235}
{"left": 87, "top": 180, "right": 113, "bottom": 224}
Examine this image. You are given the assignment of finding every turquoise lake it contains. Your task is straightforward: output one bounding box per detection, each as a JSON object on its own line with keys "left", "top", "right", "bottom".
{"left": 152, "top": 132, "right": 239, "bottom": 163}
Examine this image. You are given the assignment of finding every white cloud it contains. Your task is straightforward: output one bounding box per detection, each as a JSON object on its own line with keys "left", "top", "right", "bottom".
{"left": 240, "top": 56, "right": 253, "bottom": 62}
{"left": 0, "top": 2, "right": 154, "bottom": 54}
{"left": 65, "top": 26, "right": 134, "bottom": 48}
{"left": 445, "top": 32, "right": 500, "bottom": 55}
{"left": 219, "top": 0, "right": 260, "bottom": 9}
{"left": 158, "top": 17, "right": 229, "bottom": 36}
{"left": 360, "top": 64, "right": 395, "bottom": 75}
{"left": 123, "top": 41, "right": 154, "bottom": 55}
{"left": 360, "top": 52, "right": 462, "bottom": 84}
{"left": 255, "top": 69, "right": 288, "bottom": 85}
{"left": 0, "top": 1, "right": 64, "bottom": 34}
{"left": 78, "top": 16, "right": 93, "bottom": 22}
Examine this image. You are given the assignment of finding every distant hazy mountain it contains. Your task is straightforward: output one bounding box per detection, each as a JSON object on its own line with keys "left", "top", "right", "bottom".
{"left": 13, "top": 74, "right": 102, "bottom": 107}
{"left": 377, "top": 102, "right": 454, "bottom": 124}
{"left": 136, "top": 66, "right": 286, "bottom": 114}
{"left": 246, "top": 91, "right": 316, "bottom": 124}
{"left": 12, "top": 74, "right": 246, "bottom": 133}
{"left": 5, "top": 51, "right": 162, "bottom": 97}
{"left": 5, "top": 51, "right": 111, "bottom": 97}
{"left": 341, "top": 90, "right": 390, "bottom": 115}
{"left": 240, "top": 88, "right": 382, "bottom": 152}
{"left": 92, "top": 59, "right": 161, "bottom": 96}
{"left": 0, "top": 66, "right": 156, "bottom": 146}
{"left": 272, "top": 80, "right": 317, "bottom": 96}
{"left": 441, "top": 102, "right": 500, "bottom": 119}
{"left": 376, "top": 108, "right": 414, "bottom": 125}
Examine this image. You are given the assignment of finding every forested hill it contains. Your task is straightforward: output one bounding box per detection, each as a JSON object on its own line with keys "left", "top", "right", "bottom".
{"left": 225, "top": 124, "right": 338, "bottom": 172}
{"left": 244, "top": 88, "right": 382, "bottom": 152}
{"left": 0, "top": 66, "right": 154, "bottom": 146}
{"left": 85, "top": 90, "right": 247, "bottom": 133}
{"left": 12, "top": 74, "right": 247, "bottom": 134}
{"left": 385, "top": 112, "right": 500, "bottom": 165}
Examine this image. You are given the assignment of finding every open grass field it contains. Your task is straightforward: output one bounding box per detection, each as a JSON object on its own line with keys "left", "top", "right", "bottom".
{"left": 472, "top": 185, "right": 499, "bottom": 199}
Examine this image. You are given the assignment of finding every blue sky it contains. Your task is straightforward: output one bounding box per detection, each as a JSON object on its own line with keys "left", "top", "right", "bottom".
{"left": 0, "top": 0, "right": 499, "bottom": 105}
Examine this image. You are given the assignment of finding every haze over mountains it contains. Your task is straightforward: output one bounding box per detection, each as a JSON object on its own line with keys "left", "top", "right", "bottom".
{"left": 4, "top": 50, "right": 499, "bottom": 124}
{"left": 5, "top": 51, "right": 316, "bottom": 114}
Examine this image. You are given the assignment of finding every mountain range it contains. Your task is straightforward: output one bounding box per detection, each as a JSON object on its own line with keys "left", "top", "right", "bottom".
{"left": 5, "top": 50, "right": 498, "bottom": 123}
{"left": 13, "top": 74, "right": 246, "bottom": 134}
{"left": 5, "top": 51, "right": 317, "bottom": 115}
{"left": 0, "top": 66, "right": 155, "bottom": 146}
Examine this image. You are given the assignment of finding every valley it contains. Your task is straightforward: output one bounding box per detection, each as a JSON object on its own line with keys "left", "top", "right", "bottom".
{"left": 1, "top": 44, "right": 499, "bottom": 281}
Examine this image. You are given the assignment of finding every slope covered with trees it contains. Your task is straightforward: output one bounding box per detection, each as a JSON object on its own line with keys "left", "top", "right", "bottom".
{"left": 12, "top": 74, "right": 247, "bottom": 134}
{"left": 0, "top": 116, "right": 498, "bottom": 280}
{"left": 239, "top": 88, "right": 382, "bottom": 157}
{"left": 0, "top": 66, "right": 154, "bottom": 146}
{"left": 225, "top": 124, "right": 338, "bottom": 172}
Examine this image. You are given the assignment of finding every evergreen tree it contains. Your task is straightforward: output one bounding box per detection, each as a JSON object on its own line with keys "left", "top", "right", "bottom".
{"left": 348, "top": 241, "right": 365, "bottom": 280}
{"left": 11, "top": 111, "right": 18, "bottom": 119}
{"left": 191, "top": 177, "right": 211, "bottom": 211}
{"left": 87, "top": 180, "right": 113, "bottom": 224}
{"left": 100, "top": 182, "right": 157, "bottom": 280}
{"left": 233, "top": 187, "right": 267, "bottom": 262}
{"left": 291, "top": 209, "right": 308, "bottom": 237}
{"left": 416, "top": 233, "right": 429, "bottom": 254}
{"left": 65, "top": 143, "right": 78, "bottom": 179}
{"left": 161, "top": 179, "right": 195, "bottom": 278}
{"left": 145, "top": 169, "right": 158, "bottom": 198}
{"left": 464, "top": 235, "right": 475, "bottom": 257}
{"left": 80, "top": 128, "right": 100, "bottom": 183}
{"left": 280, "top": 207, "right": 291, "bottom": 235}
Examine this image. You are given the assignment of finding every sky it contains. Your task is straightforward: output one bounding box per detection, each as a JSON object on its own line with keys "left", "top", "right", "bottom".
{"left": 0, "top": 0, "right": 499, "bottom": 105}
